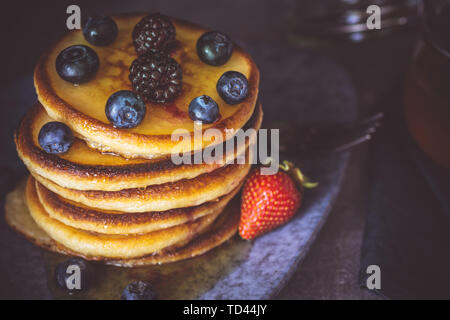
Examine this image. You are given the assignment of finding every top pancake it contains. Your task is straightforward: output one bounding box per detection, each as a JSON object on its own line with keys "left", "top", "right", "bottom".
{"left": 35, "top": 13, "right": 259, "bottom": 159}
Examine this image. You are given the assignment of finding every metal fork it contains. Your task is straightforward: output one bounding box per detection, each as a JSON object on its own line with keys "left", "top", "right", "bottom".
{"left": 277, "top": 112, "right": 384, "bottom": 159}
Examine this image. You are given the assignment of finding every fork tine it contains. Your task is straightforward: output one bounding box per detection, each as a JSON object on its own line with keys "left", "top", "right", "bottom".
{"left": 286, "top": 111, "right": 384, "bottom": 159}
{"left": 339, "top": 112, "right": 384, "bottom": 132}
{"left": 333, "top": 133, "right": 373, "bottom": 153}
{"left": 329, "top": 117, "right": 382, "bottom": 150}
{"left": 306, "top": 117, "right": 382, "bottom": 147}
{"left": 305, "top": 113, "right": 384, "bottom": 141}
{"left": 355, "top": 112, "right": 384, "bottom": 127}
{"left": 297, "top": 120, "right": 381, "bottom": 158}
{"left": 328, "top": 119, "right": 381, "bottom": 151}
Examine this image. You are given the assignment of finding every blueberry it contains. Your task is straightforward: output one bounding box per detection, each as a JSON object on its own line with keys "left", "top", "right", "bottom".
{"left": 55, "top": 257, "right": 94, "bottom": 292}
{"left": 189, "top": 95, "right": 220, "bottom": 123}
{"left": 83, "top": 15, "right": 118, "bottom": 46}
{"left": 38, "top": 121, "right": 74, "bottom": 154}
{"left": 55, "top": 45, "right": 99, "bottom": 84}
{"left": 121, "top": 280, "right": 157, "bottom": 300}
{"left": 105, "top": 90, "right": 146, "bottom": 128}
{"left": 216, "top": 71, "right": 249, "bottom": 104}
{"left": 196, "top": 31, "right": 233, "bottom": 66}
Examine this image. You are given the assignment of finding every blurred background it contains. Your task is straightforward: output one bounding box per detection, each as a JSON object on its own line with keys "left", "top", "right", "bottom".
{"left": 1, "top": 0, "right": 450, "bottom": 299}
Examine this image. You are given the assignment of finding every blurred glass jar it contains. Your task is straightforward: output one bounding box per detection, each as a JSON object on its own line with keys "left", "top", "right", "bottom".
{"left": 288, "top": 0, "right": 417, "bottom": 44}
{"left": 404, "top": 0, "right": 450, "bottom": 170}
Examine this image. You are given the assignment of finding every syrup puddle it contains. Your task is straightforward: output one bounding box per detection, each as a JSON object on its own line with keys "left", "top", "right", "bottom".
{"left": 44, "top": 236, "right": 252, "bottom": 299}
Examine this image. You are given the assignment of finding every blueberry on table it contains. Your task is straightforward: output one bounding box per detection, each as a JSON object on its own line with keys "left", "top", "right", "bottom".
{"left": 188, "top": 95, "right": 220, "bottom": 124}
{"left": 216, "top": 71, "right": 249, "bottom": 104}
{"left": 38, "top": 121, "right": 74, "bottom": 154}
{"left": 55, "top": 45, "right": 99, "bottom": 84}
{"left": 83, "top": 15, "right": 118, "bottom": 46}
{"left": 55, "top": 257, "right": 94, "bottom": 292}
{"left": 121, "top": 280, "right": 157, "bottom": 300}
{"left": 105, "top": 90, "right": 146, "bottom": 128}
{"left": 196, "top": 31, "right": 233, "bottom": 66}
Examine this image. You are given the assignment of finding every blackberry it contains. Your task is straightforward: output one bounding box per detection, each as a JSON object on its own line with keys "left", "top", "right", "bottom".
{"left": 129, "top": 52, "right": 182, "bottom": 104}
{"left": 132, "top": 13, "right": 175, "bottom": 55}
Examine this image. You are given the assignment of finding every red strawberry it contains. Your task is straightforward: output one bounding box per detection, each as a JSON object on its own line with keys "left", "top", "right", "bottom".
{"left": 239, "top": 161, "right": 316, "bottom": 240}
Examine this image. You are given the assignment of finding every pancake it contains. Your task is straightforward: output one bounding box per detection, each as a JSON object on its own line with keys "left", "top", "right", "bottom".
{"left": 16, "top": 102, "right": 262, "bottom": 191}
{"left": 34, "top": 13, "right": 259, "bottom": 159}
{"left": 32, "top": 161, "right": 251, "bottom": 213}
{"left": 5, "top": 178, "right": 240, "bottom": 266}
{"left": 24, "top": 177, "right": 225, "bottom": 259}
{"left": 35, "top": 178, "right": 241, "bottom": 234}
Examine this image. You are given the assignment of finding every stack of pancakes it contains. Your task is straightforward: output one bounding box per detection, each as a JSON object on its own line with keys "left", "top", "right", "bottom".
{"left": 6, "top": 13, "right": 261, "bottom": 266}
